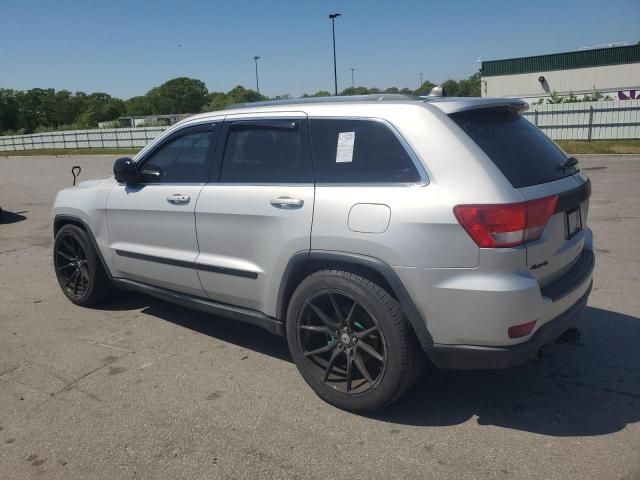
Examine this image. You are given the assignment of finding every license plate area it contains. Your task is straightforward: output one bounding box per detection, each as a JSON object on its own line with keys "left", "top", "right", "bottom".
{"left": 566, "top": 206, "right": 582, "bottom": 239}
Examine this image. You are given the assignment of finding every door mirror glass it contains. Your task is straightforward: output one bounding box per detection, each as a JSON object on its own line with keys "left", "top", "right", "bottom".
{"left": 113, "top": 157, "right": 139, "bottom": 183}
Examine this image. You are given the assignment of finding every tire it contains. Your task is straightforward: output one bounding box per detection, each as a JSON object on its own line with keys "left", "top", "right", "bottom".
{"left": 53, "top": 224, "right": 112, "bottom": 306}
{"left": 286, "top": 270, "right": 421, "bottom": 413}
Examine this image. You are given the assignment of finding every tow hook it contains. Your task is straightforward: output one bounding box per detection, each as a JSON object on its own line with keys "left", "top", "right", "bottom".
{"left": 555, "top": 327, "right": 581, "bottom": 345}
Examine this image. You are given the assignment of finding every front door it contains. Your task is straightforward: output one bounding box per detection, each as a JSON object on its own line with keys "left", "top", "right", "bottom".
{"left": 106, "top": 120, "right": 221, "bottom": 296}
{"left": 195, "top": 113, "right": 314, "bottom": 315}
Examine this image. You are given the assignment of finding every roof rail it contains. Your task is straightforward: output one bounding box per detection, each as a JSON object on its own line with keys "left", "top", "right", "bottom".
{"left": 224, "top": 93, "right": 420, "bottom": 110}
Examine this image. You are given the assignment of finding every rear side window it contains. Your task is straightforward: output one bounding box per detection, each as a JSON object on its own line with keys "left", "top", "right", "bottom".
{"left": 450, "top": 109, "right": 577, "bottom": 188}
{"left": 220, "top": 119, "right": 313, "bottom": 183}
{"left": 310, "top": 119, "right": 420, "bottom": 183}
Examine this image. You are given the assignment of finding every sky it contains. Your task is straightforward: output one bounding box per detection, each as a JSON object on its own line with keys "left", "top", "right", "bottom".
{"left": 1, "top": 0, "right": 639, "bottom": 99}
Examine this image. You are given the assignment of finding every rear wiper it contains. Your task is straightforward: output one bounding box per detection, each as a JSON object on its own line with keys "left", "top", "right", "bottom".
{"left": 558, "top": 156, "right": 579, "bottom": 172}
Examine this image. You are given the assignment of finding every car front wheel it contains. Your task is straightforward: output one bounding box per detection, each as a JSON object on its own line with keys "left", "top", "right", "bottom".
{"left": 53, "top": 224, "right": 112, "bottom": 306}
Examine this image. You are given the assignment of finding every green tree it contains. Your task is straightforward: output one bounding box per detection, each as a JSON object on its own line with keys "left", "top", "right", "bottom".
{"left": 203, "top": 85, "right": 264, "bottom": 111}
{"left": 125, "top": 95, "right": 153, "bottom": 116}
{"left": 414, "top": 80, "right": 436, "bottom": 96}
{"left": 455, "top": 72, "right": 481, "bottom": 97}
{"left": 0, "top": 89, "right": 18, "bottom": 132}
{"left": 441, "top": 79, "right": 460, "bottom": 97}
{"left": 149, "top": 77, "right": 209, "bottom": 114}
{"left": 302, "top": 90, "right": 332, "bottom": 98}
{"left": 76, "top": 93, "right": 125, "bottom": 128}
{"left": 340, "top": 86, "right": 371, "bottom": 96}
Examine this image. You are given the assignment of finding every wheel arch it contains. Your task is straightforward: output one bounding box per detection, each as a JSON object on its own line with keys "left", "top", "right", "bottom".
{"left": 53, "top": 214, "right": 113, "bottom": 280}
{"left": 277, "top": 251, "right": 433, "bottom": 350}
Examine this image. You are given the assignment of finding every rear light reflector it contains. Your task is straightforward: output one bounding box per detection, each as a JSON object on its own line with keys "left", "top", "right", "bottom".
{"left": 453, "top": 195, "right": 558, "bottom": 248}
{"left": 508, "top": 320, "right": 537, "bottom": 339}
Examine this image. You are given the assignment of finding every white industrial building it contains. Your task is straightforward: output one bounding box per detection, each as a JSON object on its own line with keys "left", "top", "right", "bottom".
{"left": 480, "top": 44, "right": 640, "bottom": 103}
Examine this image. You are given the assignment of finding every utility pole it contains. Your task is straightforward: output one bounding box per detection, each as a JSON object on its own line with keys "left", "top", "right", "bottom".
{"left": 329, "top": 13, "right": 341, "bottom": 96}
{"left": 350, "top": 68, "right": 355, "bottom": 92}
{"left": 253, "top": 56, "right": 261, "bottom": 96}
{"left": 420, "top": 72, "right": 423, "bottom": 89}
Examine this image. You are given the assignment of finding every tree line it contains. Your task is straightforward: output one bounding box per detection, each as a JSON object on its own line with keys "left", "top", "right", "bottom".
{"left": 0, "top": 73, "right": 481, "bottom": 135}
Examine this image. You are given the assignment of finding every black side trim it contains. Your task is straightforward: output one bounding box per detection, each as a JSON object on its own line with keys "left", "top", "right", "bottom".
{"left": 427, "top": 282, "right": 592, "bottom": 369}
{"left": 196, "top": 263, "right": 259, "bottom": 279}
{"left": 277, "top": 250, "right": 434, "bottom": 350}
{"left": 554, "top": 178, "right": 591, "bottom": 213}
{"left": 53, "top": 215, "right": 113, "bottom": 280}
{"left": 112, "top": 278, "right": 284, "bottom": 336}
{"left": 115, "top": 249, "right": 258, "bottom": 279}
{"left": 540, "top": 248, "right": 595, "bottom": 302}
{"left": 115, "top": 249, "right": 194, "bottom": 269}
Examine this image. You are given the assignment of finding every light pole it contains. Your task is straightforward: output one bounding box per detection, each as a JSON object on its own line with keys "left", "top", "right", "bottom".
{"left": 253, "top": 56, "right": 261, "bottom": 96}
{"left": 329, "top": 13, "right": 341, "bottom": 96}
{"left": 420, "top": 72, "right": 423, "bottom": 89}
{"left": 350, "top": 68, "right": 355, "bottom": 92}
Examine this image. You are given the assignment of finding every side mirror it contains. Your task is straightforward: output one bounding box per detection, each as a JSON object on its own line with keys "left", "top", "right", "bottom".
{"left": 113, "top": 157, "right": 139, "bottom": 184}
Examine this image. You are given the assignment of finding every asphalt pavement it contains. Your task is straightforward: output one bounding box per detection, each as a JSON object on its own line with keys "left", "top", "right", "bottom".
{"left": 0, "top": 154, "right": 639, "bottom": 479}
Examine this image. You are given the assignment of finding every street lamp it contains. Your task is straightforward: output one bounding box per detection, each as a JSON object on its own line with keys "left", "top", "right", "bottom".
{"left": 350, "top": 68, "right": 355, "bottom": 92}
{"left": 253, "top": 56, "right": 261, "bottom": 96}
{"left": 329, "top": 13, "right": 341, "bottom": 96}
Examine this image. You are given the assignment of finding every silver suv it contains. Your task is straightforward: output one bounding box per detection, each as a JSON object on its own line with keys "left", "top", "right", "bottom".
{"left": 52, "top": 94, "right": 594, "bottom": 412}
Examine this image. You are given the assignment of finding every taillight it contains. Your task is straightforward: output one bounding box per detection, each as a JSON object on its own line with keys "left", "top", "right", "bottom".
{"left": 453, "top": 195, "right": 558, "bottom": 248}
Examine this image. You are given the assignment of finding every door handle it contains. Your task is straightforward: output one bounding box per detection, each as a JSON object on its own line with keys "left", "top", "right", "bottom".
{"left": 167, "top": 194, "right": 191, "bottom": 205}
{"left": 270, "top": 197, "right": 304, "bottom": 209}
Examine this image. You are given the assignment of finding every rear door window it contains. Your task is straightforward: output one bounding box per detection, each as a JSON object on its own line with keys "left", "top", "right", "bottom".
{"left": 310, "top": 119, "right": 420, "bottom": 183}
{"left": 449, "top": 109, "right": 577, "bottom": 188}
{"left": 219, "top": 119, "right": 313, "bottom": 183}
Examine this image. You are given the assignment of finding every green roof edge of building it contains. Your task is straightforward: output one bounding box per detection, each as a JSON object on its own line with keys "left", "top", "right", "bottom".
{"left": 481, "top": 44, "right": 640, "bottom": 77}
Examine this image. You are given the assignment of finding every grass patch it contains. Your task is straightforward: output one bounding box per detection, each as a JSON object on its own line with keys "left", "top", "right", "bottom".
{"left": 556, "top": 139, "right": 640, "bottom": 155}
{"left": 0, "top": 148, "right": 140, "bottom": 157}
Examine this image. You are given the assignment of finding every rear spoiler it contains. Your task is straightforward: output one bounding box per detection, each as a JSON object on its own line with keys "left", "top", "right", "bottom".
{"left": 424, "top": 97, "right": 529, "bottom": 115}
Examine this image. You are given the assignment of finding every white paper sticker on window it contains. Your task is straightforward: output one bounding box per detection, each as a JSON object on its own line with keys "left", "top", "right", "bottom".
{"left": 336, "top": 131, "right": 355, "bottom": 163}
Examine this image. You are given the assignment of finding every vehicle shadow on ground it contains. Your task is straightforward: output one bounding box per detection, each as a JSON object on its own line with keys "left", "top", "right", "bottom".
{"left": 373, "top": 306, "right": 640, "bottom": 437}
{"left": 0, "top": 210, "right": 27, "bottom": 225}
{"left": 101, "top": 294, "right": 640, "bottom": 437}
{"left": 99, "top": 292, "right": 292, "bottom": 362}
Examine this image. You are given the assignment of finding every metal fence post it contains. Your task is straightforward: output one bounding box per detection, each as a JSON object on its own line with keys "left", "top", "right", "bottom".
{"left": 534, "top": 109, "right": 539, "bottom": 127}
{"left": 587, "top": 106, "right": 594, "bottom": 142}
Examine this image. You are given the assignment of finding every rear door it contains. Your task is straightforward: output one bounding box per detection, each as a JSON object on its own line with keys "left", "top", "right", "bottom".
{"left": 194, "top": 112, "right": 314, "bottom": 314}
{"left": 449, "top": 108, "right": 590, "bottom": 285}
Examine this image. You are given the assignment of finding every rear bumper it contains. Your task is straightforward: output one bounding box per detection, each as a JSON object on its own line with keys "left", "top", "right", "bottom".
{"left": 427, "top": 280, "right": 592, "bottom": 369}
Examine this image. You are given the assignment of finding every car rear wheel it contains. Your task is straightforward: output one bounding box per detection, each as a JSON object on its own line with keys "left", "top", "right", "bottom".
{"left": 53, "top": 224, "right": 112, "bottom": 306}
{"left": 286, "top": 270, "right": 421, "bottom": 413}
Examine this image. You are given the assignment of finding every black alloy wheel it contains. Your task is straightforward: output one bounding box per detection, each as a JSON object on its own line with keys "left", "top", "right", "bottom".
{"left": 296, "top": 289, "right": 388, "bottom": 396}
{"left": 54, "top": 231, "right": 90, "bottom": 300}
{"left": 53, "top": 224, "right": 112, "bottom": 306}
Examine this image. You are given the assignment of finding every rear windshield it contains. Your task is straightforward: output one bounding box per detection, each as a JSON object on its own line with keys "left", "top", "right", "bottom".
{"left": 449, "top": 109, "right": 577, "bottom": 188}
